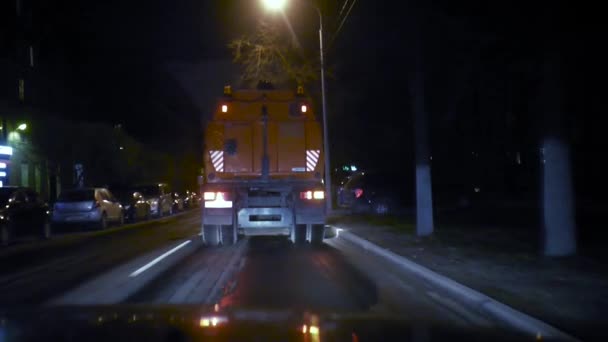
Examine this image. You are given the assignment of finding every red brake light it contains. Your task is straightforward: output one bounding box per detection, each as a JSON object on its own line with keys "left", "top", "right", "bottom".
{"left": 301, "top": 104, "right": 307, "bottom": 113}
{"left": 354, "top": 188, "right": 363, "bottom": 198}
{"left": 300, "top": 191, "right": 312, "bottom": 200}
{"left": 300, "top": 190, "right": 324, "bottom": 200}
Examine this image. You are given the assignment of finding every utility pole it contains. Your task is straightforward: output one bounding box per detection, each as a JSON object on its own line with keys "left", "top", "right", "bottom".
{"left": 315, "top": 6, "right": 332, "bottom": 214}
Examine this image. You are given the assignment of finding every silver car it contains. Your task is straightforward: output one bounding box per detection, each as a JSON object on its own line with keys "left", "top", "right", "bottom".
{"left": 52, "top": 188, "right": 124, "bottom": 229}
{"left": 134, "top": 183, "right": 173, "bottom": 217}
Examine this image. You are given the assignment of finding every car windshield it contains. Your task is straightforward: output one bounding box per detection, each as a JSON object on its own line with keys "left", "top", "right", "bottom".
{"left": 0, "top": 188, "right": 17, "bottom": 206}
{"left": 57, "top": 189, "right": 95, "bottom": 202}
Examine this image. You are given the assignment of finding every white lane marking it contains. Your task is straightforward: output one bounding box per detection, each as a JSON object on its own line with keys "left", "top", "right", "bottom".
{"left": 129, "top": 240, "right": 192, "bottom": 277}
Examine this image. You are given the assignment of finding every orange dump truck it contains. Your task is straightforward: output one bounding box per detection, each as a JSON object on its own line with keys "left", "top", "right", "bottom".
{"left": 201, "top": 86, "right": 326, "bottom": 246}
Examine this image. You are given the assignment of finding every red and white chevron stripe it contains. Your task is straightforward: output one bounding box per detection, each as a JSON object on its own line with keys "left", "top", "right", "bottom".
{"left": 306, "top": 149, "right": 320, "bottom": 172}
{"left": 209, "top": 150, "right": 224, "bottom": 172}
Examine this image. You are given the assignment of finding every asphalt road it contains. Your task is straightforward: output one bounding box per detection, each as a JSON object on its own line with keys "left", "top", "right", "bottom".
{"left": 128, "top": 235, "right": 493, "bottom": 329}
{"left": 0, "top": 210, "right": 200, "bottom": 306}
{"left": 1, "top": 210, "right": 498, "bottom": 333}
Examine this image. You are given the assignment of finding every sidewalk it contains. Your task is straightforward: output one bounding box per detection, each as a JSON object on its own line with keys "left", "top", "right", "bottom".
{"left": 328, "top": 214, "right": 608, "bottom": 341}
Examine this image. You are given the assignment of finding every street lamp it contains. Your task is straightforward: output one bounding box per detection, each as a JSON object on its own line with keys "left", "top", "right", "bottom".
{"left": 261, "top": 0, "right": 287, "bottom": 11}
{"left": 261, "top": 0, "right": 332, "bottom": 213}
{"left": 17, "top": 123, "right": 27, "bottom": 131}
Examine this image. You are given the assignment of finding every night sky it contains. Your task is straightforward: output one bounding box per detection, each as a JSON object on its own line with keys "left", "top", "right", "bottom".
{"left": 1, "top": 0, "right": 606, "bottom": 200}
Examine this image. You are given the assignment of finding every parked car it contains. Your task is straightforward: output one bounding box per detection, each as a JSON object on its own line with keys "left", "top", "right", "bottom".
{"left": 171, "top": 192, "right": 185, "bottom": 212}
{"left": 134, "top": 183, "right": 173, "bottom": 217}
{"left": 112, "top": 189, "right": 150, "bottom": 222}
{"left": 52, "top": 188, "right": 124, "bottom": 229}
{"left": 183, "top": 190, "right": 198, "bottom": 209}
{"left": 338, "top": 172, "right": 410, "bottom": 215}
{"left": 0, "top": 186, "right": 51, "bottom": 245}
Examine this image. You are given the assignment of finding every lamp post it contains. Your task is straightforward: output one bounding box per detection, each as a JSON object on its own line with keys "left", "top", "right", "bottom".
{"left": 262, "top": 0, "right": 332, "bottom": 213}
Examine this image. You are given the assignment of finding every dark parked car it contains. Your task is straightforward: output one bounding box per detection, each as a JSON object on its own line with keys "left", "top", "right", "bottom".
{"left": 134, "top": 183, "right": 173, "bottom": 217}
{"left": 0, "top": 186, "right": 51, "bottom": 245}
{"left": 337, "top": 172, "right": 410, "bottom": 215}
{"left": 183, "top": 190, "right": 199, "bottom": 209}
{"left": 113, "top": 189, "right": 151, "bottom": 222}
{"left": 171, "top": 192, "right": 185, "bottom": 212}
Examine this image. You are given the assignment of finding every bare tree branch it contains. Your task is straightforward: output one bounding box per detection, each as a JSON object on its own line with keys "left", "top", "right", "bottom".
{"left": 228, "top": 19, "right": 318, "bottom": 88}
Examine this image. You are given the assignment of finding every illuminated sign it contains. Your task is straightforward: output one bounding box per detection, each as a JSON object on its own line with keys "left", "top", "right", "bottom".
{"left": 0, "top": 145, "right": 12, "bottom": 156}
{"left": 0, "top": 162, "right": 6, "bottom": 169}
{"left": 0, "top": 172, "right": 6, "bottom": 177}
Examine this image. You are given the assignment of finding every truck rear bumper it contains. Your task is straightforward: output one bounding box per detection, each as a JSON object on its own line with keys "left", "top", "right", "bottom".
{"left": 202, "top": 202, "right": 325, "bottom": 237}
{"left": 241, "top": 227, "right": 291, "bottom": 236}
{"left": 237, "top": 208, "right": 293, "bottom": 228}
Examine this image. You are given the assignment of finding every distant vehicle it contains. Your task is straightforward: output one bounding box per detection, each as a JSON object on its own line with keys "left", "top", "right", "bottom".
{"left": 201, "top": 86, "right": 325, "bottom": 246}
{"left": 183, "top": 190, "right": 199, "bottom": 209}
{"left": 338, "top": 172, "right": 409, "bottom": 215}
{"left": 112, "top": 189, "right": 150, "bottom": 222}
{"left": 52, "top": 188, "right": 124, "bottom": 229}
{"left": 0, "top": 186, "right": 51, "bottom": 245}
{"left": 134, "top": 183, "right": 173, "bottom": 217}
{"left": 171, "top": 192, "right": 185, "bottom": 212}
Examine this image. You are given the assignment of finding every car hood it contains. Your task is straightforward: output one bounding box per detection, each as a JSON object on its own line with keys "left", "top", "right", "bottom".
{"left": 0, "top": 305, "right": 534, "bottom": 341}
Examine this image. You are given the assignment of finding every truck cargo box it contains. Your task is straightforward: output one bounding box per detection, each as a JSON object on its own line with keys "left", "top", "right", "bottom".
{"left": 204, "top": 89, "right": 323, "bottom": 182}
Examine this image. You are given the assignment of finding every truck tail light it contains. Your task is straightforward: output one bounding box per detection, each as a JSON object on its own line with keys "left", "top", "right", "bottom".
{"left": 204, "top": 192, "right": 232, "bottom": 208}
{"left": 300, "top": 191, "right": 312, "bottom": 200}
{"left": 300, "top": 190, "right": 324, "bottom": 200}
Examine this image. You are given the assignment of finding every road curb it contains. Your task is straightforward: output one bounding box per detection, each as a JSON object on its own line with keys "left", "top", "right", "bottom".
{"left": 331, "top": 227, "right": 577, "bottom": 341}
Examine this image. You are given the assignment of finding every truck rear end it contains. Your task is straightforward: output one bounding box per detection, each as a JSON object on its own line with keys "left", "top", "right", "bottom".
{"left": 201, "top": 86, "right": 326, "bottom": 245}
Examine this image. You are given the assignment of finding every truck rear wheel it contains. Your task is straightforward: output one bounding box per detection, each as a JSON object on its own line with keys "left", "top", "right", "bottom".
{"left": 221, "top": 224, "right": 237, "bottom": 246}
{"left": 293, "top": 224, "right": 307, "bottom": 245}
{"left": 310, "top": 224, "right": 324, "bottom": 245}
{"left": 203, "top": 225, "right": 221, "bottom": 246}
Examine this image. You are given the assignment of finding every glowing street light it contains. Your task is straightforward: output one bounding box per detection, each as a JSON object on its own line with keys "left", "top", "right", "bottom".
{"left": 261, "top": 0, "right": 287, "bottom": 11}
{"left": 17, "top": 123, "right": 27, "bottom": 131}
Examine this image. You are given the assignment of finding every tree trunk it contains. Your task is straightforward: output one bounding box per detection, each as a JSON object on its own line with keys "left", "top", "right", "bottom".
{"left": 540, "top": 52, "right": 576, "bottom": 256}
{"left": 411, "top": 30, "right": 434, "bottom": 237}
